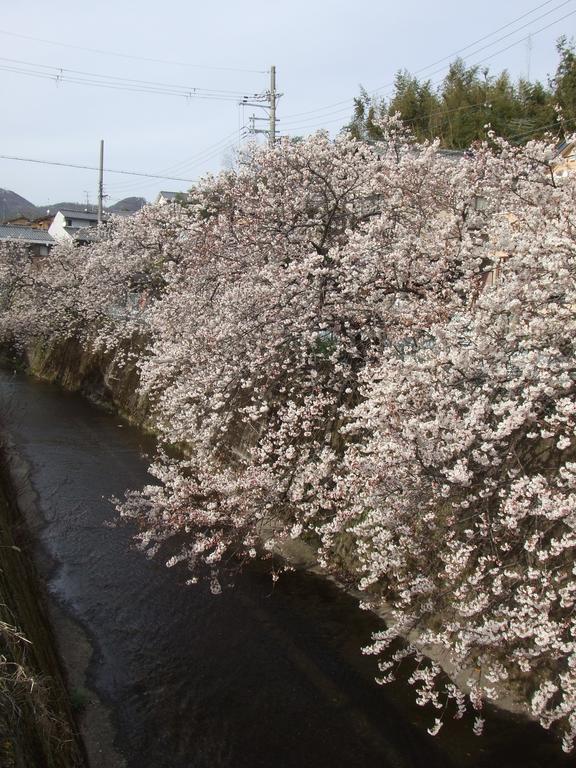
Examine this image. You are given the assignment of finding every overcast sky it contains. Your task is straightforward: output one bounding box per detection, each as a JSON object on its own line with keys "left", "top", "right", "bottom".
{"left": 0, "top": 0, "right": 573, "bottom": 206}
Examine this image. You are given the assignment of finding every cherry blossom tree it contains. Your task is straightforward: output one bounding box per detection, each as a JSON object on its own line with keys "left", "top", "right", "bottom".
{"left": 0, "top": 202, "right": 191, "bottom": 351}
{"left": 2, "top": 121, "right": 575, "bottom": 748}
{"left": 0, "top": 239, "right": 84, "bottom": 345}
{"left": 341, "top": 134, "right": 576, "bottom": 748}
{"left": 120, "top": 127, "right": 481, "bottom": 580}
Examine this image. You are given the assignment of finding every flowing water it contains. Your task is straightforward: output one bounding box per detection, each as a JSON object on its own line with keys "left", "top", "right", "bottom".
{"left": 0, "top": 369, "right": 571, "bottom": 768}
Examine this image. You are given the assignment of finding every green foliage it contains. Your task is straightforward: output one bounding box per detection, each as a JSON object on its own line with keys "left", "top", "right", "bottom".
{"left": 347, "top": 87, "right": 384, "bottom": 142}
{"left": 346, "top": 39, "right": 574, "bottom": 148}
{"left": 552, "top": 36, "right": 576, "bottom": 126}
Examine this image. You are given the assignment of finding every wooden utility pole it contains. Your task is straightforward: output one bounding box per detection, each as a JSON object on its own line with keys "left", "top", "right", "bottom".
{"left": 97, "top": 139, "right": 104, "bottom": 224}
{"left": 269, "top": 65, "right": 276, "bottom": 146}
{"left": 242, "top": 66, "right": 279, "bottom": 144}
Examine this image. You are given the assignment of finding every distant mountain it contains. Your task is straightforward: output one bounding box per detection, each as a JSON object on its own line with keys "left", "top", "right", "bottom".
{"left": 108, "top": 197, "right": 147, "bottom": 213}
{"left": 0, "top": 189, "right": 37, "bottom": 221}
{"left": 30, "top": 197, "right": 147, "bottom": 218}
{"left": 0, "top": 191, "right": 147, "bottom": 223}
{"left": 31, "top": 202, "right": 99, "bottom": 218}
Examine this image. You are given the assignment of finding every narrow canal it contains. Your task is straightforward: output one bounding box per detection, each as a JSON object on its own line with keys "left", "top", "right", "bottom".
{"left": 0, "top": 370, "right": 570, "bottom": 768}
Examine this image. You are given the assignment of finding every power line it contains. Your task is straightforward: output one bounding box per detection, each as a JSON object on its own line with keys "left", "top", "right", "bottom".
{"left": 0, "top": 154, "right": 197, "bottom": 182}
{"left": 374, "top": 0, "right": 573, "bottom": 92}
{"left": 104, "top": 130, "right": 248, "bottom": 193}
{"left": 279, "top": 6, "right": 576, "bottom": 134}
{"left": 280, "top": 92, "right": 504, "bottom": 134}
{"left": 0, "top": 56, "right": 256, "bottom": 96}
{"left": 153, "top": 129, "right": 249, "bottom": 175}
{"left": 105, "top": 141, "right": 242, "bottom": 195}
{"left": 0, "top": 61, "right": 259, "bottom": 102}
{"left": 411, "top": 4, "right": 576, "bottom": 96}
{"left": 280, "top": 0, "right": 573, "bottom": 123}
{"left": 507, "top": 121, "right": 560, "bottom": 141}
{"left": 471, "top": 8, "right": 575, "bottom": 69}
{"left": 0, "top": 64, "right": 244, "bottom": 101}
{"left": 0, "top": 28, "right": 267, "bottom": 74}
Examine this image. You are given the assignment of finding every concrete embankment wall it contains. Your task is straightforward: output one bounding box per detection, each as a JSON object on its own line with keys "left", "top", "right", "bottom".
{"left": 0, "top": 459, "right": 85, "bottom": 768}
{"left": 6, "top": 338, "right": 529, "bottom": 720}
{"left": 23, "top": 337, "right": 151, "bottom": 428}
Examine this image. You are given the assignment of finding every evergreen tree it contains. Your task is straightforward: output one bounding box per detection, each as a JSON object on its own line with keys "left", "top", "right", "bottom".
{"left": 552, "top": 36, "right": 576, "bottom": 130}
{"left": 345, "top": 39, "right": 575, "bottom": 148}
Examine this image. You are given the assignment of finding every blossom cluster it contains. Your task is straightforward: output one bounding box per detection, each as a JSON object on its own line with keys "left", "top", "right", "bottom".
{"left": 2, "top": 122, "right": 575, "bottom": 748}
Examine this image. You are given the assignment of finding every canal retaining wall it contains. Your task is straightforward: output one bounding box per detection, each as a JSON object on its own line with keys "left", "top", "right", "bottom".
{"left": 0, "top": 454, "right": 85, "bottom": 768}
{"left": 8, "top": 337, "right": 152, "bottom": 429}
{"left": 8, "top": 337, "right": 532, "bottom": 722}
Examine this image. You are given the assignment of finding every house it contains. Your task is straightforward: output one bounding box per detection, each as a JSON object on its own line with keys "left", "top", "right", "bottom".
{"left": 4, "top": 215, "right": 33, "bottom": 227}
{"left": 0, "top": 224, "right": 55, "bottom": 257}
{"left": 154, "top": 191, "right": 180, "bottom": 205}
{"left": 549, "top": 138, "right": 576, "bottom": 178}
{"left": 48, "top": 208, "right": 103, "bottom": 245}
{"left": 29, "top": 213, "right": 55, "bottom": 230}
{"left": 4, "top": 212, "right": 54, "bottom": 230}
{"left": 3, "top": 203, "right": 138, "bottom": 249}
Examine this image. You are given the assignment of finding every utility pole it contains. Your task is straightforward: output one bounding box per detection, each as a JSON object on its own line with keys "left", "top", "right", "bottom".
{"left": 241, "top": 66, "right": 280, "bottom": 144}
{"left": 97, "top": 139, "right": 104, "bottom": 224}
{"left": 269, "top": 65, "right": 276, "bottom": 146}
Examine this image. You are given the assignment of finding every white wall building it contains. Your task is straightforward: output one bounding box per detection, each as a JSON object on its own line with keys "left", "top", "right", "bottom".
{"left": 154, "top": 191, "right": 179, "bottom": 206}
{"left": 48, "top": 208, "right": 101, "bottom": 244}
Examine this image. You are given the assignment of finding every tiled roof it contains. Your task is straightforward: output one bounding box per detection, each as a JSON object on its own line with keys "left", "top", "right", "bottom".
{"left": 4, "top": 215, "right": 32, "bottom": 223}
{"left": 156, "top": 191, "right": 178, "bottom": 202}
{"left": 0, "top": 225, "right": 55, "bottom": 244}
{"left": 59, "top": 208, "right": 100, "bottom": 221}
{"left": 63, "top": 227, "right": 99, "bottom": 242}
{"left": 551, "top": 138, "right": 576, "bottom": 162}
{"left": 369, "top": 142, "right": 466, "bottom": 162}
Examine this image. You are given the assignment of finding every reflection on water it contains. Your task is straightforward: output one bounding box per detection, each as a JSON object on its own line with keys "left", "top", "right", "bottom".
{"left": 0, "top": 370, "right": 570, "bottom": 768}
